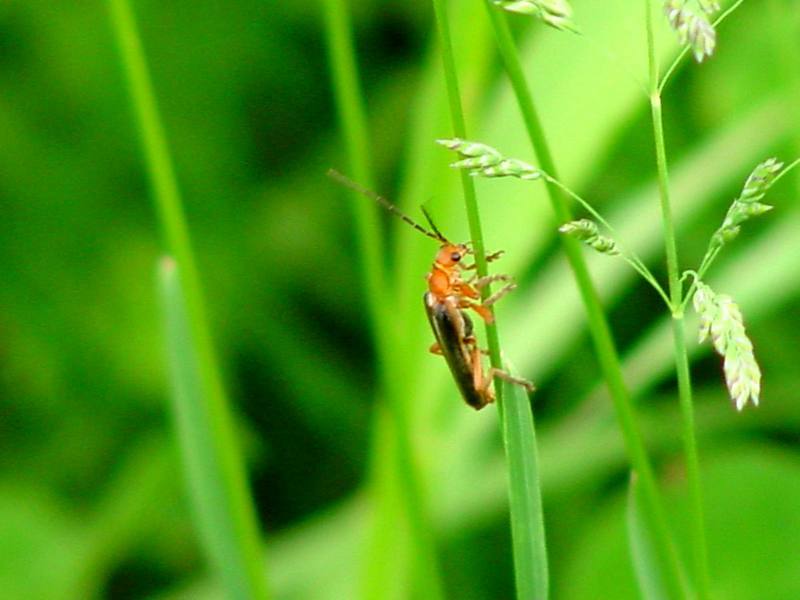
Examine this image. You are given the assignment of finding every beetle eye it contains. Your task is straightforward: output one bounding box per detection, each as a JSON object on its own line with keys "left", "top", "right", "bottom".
{"left": 451, "top": 251, "right": 461, "bottom": 262}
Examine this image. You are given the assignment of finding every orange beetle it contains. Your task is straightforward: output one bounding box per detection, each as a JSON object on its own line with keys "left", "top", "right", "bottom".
{"left": 329, "top": 170, "right": 533, "bottom": 409}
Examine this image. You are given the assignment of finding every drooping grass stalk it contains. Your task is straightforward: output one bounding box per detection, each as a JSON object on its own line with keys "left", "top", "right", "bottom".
{"left": 431, "top": 1, "right": 549, "bottom": 597}
{"left": 320, "top": 2, "right": 446, "bottom": 599}
{"left": 439, "top": 141, "right": 672, "bottom": 306}
{"left": 482, "top": 5, "right": 686, "bottom": 597}
{"left": 106, "top": 1, "right": 269, "bottom": 598}
{"left": 645, "top": 1, "right": 710, "bottom": 598}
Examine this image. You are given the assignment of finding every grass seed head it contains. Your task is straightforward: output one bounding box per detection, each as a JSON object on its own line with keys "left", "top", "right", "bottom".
{"left": 559, "top": 219, "right": 620, "bottom": 256}
{"left": 438, "top": 138, "right": 544, "bottom": 181}
{"left": 492, "top": 0, "right": 578, "bottom": 33}
{"left": 663, "top": 0, "right": 716, "bottom": 62}
{"left": 693, "top": 281, "right": 761, "bottom": 411}
{"left": 714, "top": 157, "right": 783, "bottom": 246}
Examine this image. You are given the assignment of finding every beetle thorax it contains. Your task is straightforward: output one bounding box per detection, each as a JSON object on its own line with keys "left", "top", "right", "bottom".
{"left": 427, "top": 243, "right": 468, "bottom": 299}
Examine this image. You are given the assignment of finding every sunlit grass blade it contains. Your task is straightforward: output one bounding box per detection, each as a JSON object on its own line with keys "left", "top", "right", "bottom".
{"left": 501, "top": 378, "right": 549, "bottom": 599}
{"left": 627, "top": 472, "right": 681, "bottom": 600}
{"left": 481, "top": 5, "right": 686, "bottom": 595}
{"left": 159, "top": 258, "right": 269, "bottom": 599}
{"left": 431, "top": 0, "right": 550, "bottom": 596}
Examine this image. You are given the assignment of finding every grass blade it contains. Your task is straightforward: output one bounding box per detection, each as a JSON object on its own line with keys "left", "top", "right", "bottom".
{"left": 502, "top": 379, "right": 549, "bottom": 599}
{"left": 320, "top": 1, "right": 446, "bottom": 597}
{"left": 106, "top": 0, "right": 269, "bottom": 595}
{"left": 158, "top": 258, "right": 268, "bottom": 599}
{"left": 481, "top": 6, "right": 687, "bottom": 597}
{"left": 627, "top": 472, "right": 679, "bottom": 600}
{"left": 431, "top": 0, "right": 550, "bottom": 596}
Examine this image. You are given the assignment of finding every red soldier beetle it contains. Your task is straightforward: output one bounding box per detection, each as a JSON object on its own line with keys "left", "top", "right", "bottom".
{"left": 328, "top": 169, "right": 534, "bottom": 409}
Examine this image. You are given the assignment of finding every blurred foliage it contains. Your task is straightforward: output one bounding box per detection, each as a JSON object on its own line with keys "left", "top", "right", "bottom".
{"left": 0, "top": 0, "right": 798, "bottom": 598}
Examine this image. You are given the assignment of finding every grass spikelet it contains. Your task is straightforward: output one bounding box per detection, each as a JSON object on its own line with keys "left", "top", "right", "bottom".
{"left": 713, "top": 157, "right": 783, "bottom": 246}
{"left": 692, "top": 281, "right": 761, "bottom": 411}
{"left": 437, "top": 138, "right": 543, "bottom": 180}
{"left": 558, "top": 219, "right": 620, "bottom": 256}
{"left": 697, "top": 0, "right": 720, "bottom": 14}
{"left": 491, "top": 0, "right": 578, "bottom": 32}
{"left": 663, "top": 0, "right": 716, "bottom": 62}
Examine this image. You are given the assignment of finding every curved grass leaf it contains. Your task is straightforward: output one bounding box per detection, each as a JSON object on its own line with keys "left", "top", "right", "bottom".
{"left": 500, "top": 378, "right": 549, "bottom": 599}
{"left": 159, "top": 259, "right": 269, "bottom": 600}
{"left": 627, "top": 472, "right": 680, "bottom": 600}
{"left": 107, "top": 0, "right": 270, "bottom": 595}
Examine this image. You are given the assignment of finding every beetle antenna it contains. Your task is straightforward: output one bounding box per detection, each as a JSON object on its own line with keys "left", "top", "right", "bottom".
{"left": 420, "top": 206, "right": 447, "bottom": 243}
{"left": 327, "top": 169, "right": 447, "bottom": 243}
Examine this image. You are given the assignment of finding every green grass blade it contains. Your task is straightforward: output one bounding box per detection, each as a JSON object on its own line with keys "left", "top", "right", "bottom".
{"left": 627, "top": 472, "right": 679, "bottom": 600}
{"left": 320, "top": 1, "right": 446, "bottom": 598}
{"left": 158, "top": 258, "right": 268, "bottom": 599}
{"left": 106, "top": 0, "right": 269, "bottom": 595}
{"left": 431, "top": 2, "right": 549, "bottom": 596}
{"left": 431, "top": 0, "right": 550, "bottom": 594}
{"left": 501, "top": 378, "right": 549, "bottom": 599}
{"left": 481, "top": 6, "right": 686, "bottom": 597}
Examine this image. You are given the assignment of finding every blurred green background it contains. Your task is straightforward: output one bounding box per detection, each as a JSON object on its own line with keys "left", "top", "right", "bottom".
{"left": 1, "top": 1, "right": 799, "bottom": 598}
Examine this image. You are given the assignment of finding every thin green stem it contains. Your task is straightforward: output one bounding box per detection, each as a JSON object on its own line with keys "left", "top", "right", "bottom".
{"left": 681, "top": 156, "right": 800, "bottom": 312}
{"left": 646, "top": 1, "right": 710, "bottom": 598}
{"left": 106, "top": 1, "right": 269, "bottom": 598}
{"left": 540, "top": 174, "right": 671, "bottom": 305}
{"left": 659, "top": 0, "right": 747, "bottom": 93}
{"left": 624, "top": 257, "right": 673, "bottom": 307}
{"left": 320, "top": 2, "right": 445, "bottom": 599}
{"left": 671, "top": 314, "right": 708, "bottom": 595}
{"left": 770, "top": 156, "right": 800, "bottom": 186}
{"left": 541, "top": 173, "right": 619, "bottom": 232}
{"left": 483, "top": 5, "right": 686, "bottom": 597}
{"left": 681, "top": 247, "right": 721, "bottom": 313}
{"left": 432, "top": 1, "right": 549, "bottom": 598}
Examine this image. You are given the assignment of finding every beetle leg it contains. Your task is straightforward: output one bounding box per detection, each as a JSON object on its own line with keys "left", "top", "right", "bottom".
{"left": 473, "top": 273, "right": 513, "bottom": 289}
{"left": 465, "top": 301, "right": 494, "bottom": 324}
{"left": 487, "top": 368, "right": 536, "bottom": 393}
{"left": 462, "top": 249, "right": 505, "bottom": 271}
{"left": 483, "top": 282, "right": 517, "bottom": 307}
{"left": 485, "top": 249, "right": 505, "bottom": 263}
{"left": 429, "top": 342, "right": 443, "bottom": 355}
{"left": 455, "top": 281, "right": 481, "bottom": 299}
{"left": 469, "top": 341, "right": 494, "bottom": 408}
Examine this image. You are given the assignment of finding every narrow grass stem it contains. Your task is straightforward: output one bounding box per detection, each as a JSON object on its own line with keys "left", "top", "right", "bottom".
{"left": 106, "top": 1, "right": 269, "bottom": 598}
{"left": 671, "top": 315, "right": 710, "bottom": 598}
{"left": 646, "top": 1, "right": 711, "bottom": 598}
{"left": 624, "top": 257, "right": 673, "bottom": 307}
{"left": 540, "top": 174, "right": 671, "bottom": 305}
{"left": 541, "top": 174, "right": 619, "bottom": 234}
{"left": 680, "top": 247, "right": 721, "bottom": 313}
{"left": 432, "top": 1, "right": 549, "bottom": 597}
{"left": 320, "top": 2, "right": 445, "bottom": 599}
{"left": 483, "top": 5, "right": 686, "bottom": 597}
{"left": 681, "top": 156, "right": 800, "bottom": 312}
{"left": 769, "top": 156, "right": 800, "bottom": 186}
